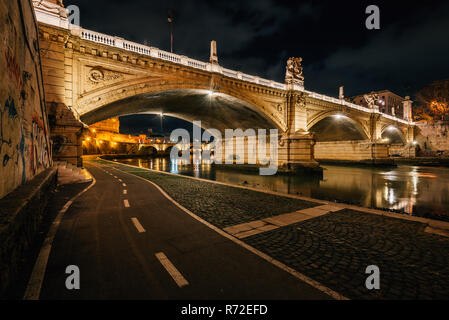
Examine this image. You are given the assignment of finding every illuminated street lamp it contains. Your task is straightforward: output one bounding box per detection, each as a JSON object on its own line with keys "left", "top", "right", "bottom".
{"left": 387, "top": 125, "right": 396, "bottom": 132}
{"left": 159, "top": 112, "right": 164, "bottom": 133}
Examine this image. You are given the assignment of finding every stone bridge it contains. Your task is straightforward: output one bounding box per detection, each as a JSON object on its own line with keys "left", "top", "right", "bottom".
{"left": 34, "top": 0, "right": 416, "bottom": 171}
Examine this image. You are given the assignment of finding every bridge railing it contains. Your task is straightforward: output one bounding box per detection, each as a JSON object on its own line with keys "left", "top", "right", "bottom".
{"left": 305, "top": 90, "right": 412, "bottom": 124}
{"left": 78, "top": 27, "right": 287, "bottom": 91}
{"left": 77, "top": 27, "right": 412, "bottom": 125}
{"left": 379, "top": 112, "right": 410, "bottom": 124}
{"left": 80, "top": 29, "right": 116, "bottom": 46}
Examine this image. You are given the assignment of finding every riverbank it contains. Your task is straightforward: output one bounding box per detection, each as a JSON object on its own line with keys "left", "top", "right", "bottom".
{"left": 394, "top": 157, "right": 449, "bottom": 167}
{"left": 95, "top": 158, "right": 449, "bottom": 299}
{"left": 95, "top": 153, "right": 449, "bottom": 169}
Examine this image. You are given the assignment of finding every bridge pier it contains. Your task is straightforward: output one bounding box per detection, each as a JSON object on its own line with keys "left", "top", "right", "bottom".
{"left": 278, "top": 132, "right": 322, "bottom": 174}
{"left": 38, "top": 26, "right": 85, "bottom": 167}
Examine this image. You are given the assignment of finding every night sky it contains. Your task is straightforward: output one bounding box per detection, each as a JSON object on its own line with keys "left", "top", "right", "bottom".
{"left": 68, "top": 0, "right": 449, "bottom": 134}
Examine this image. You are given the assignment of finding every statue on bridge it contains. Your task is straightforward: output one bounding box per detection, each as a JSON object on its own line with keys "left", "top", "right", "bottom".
{"left": 364, "top": 92, "right": 380, "bottom": 111}
{"left": 285, "top": 57, "right": 304, "bottom": 89}
{"left": 33, "top": 0, "right": 66, "bottom": 18}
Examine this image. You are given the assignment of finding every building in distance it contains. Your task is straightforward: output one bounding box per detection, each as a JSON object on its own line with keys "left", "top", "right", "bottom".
{"left": 346, "top": 90, "right": 406, "bottom": 119}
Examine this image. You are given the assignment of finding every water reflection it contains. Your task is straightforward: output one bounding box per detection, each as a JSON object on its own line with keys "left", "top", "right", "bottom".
{"left": 114, "top": 157, "right": 449, "bottom": 221}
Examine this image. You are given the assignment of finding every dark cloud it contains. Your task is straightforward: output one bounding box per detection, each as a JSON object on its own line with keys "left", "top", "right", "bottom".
{"left": 68, "top": 0, "right": 449, "bottom": 97}
{"left": 305, "top": 1, "right": 449, "bottom": 97}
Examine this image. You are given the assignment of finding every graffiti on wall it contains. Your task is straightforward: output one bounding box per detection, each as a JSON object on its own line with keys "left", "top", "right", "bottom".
{"left": 5, "top": 48, "right": 23, "bottom": 89}
{"left": 31, "top": 115, "right": 51, "bottom": 173}
{"left": 0, "top": 96, "right": 27, "bottom": 185}
{"left": 0, "top": 1, "right": 52, "bottom": 199}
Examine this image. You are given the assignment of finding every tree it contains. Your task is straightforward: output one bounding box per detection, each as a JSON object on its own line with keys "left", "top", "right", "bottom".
{"left": 414, "top": 79, "right": 449, "bottom": 122}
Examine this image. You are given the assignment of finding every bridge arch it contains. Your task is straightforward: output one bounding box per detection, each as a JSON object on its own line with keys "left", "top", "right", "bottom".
{"left": 138, "top": 145, "right": 158, "bottom": 155}
{"left": 307, "top": 110, "right": 370, "bottom": 141}
{"left": 80, "top": 87, "right": 283, "bottom": 134}
{"left": 381, "top": 124, "right": 407, "bottom": 144}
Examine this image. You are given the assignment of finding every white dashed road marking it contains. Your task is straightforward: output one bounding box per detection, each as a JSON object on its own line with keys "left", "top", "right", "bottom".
{"left": 124, "top": 199, "right": 130, "bottom": 207}
{"left": 131, "top": 217, "right": 146, "bottom": 233}
{"left": 155, "top": 252, "right": 189, "bottom": 288}
{"left": 122, "top": 183, "right": 127, "bottom": 187}
{"left": 123, "top": 190, "right": 127, "bottom": 195}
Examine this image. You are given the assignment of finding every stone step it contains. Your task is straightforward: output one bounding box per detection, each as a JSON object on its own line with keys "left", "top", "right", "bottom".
{"left": 56, "top": 165, "right": 92, "bottom": 185}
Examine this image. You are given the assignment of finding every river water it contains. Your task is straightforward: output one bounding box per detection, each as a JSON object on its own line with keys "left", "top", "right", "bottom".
{"left": 114, "top": 157, "right": 449, "bottom": 221}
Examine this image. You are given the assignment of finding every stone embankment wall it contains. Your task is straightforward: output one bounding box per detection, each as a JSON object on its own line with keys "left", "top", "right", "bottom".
{"left": 315, "top": 141, "right": 389, "bottom": 161}
{"left": 416, "top": 121, "right": 449, "bottom": 152}
{"left": 0, "top": 0, "right": 57, "bottom": 298}
{"left": 0, "top": 0, "right": 52, "bottom": 200}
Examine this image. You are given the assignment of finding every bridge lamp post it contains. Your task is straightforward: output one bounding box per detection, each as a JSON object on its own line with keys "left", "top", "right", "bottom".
{"left": 168, "top": 10, "right": 174, "bottom": 53}
{"left": 159, "top": 112, "right": 164, "bottom": 134}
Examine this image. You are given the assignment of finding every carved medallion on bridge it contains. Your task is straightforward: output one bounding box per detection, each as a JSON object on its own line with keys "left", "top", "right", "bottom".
{"left": 87, "top": 67, "right": 124, "bottom": 86}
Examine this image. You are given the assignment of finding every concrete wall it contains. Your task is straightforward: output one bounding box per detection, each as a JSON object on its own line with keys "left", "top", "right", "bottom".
{"left": 315, "top": 141, "right": 389, "bottom": 161}
{"left": 416, "top": 121, "right": 449, "bottom": 151}
{"left": 0, "top": 0, "right": 52, "bottom": 200}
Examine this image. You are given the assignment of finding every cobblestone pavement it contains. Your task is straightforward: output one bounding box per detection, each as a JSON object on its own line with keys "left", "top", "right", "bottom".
{"left": 100, "top": 161, "right": 449, "bottom": 299}
{"left": 246, "top": 209, "right": 449, "bottom": 299}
